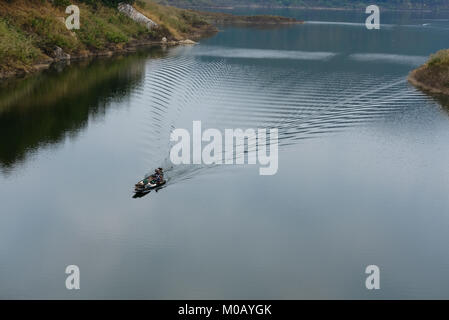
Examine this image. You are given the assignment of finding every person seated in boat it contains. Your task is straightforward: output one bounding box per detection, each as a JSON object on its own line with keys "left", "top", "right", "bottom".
{"left": 154, "top": 168, "right": 164, "bottom": 184}
{"left": 158, "top": 168, "right": 164, "bottom": 179}
{"left": 146, "top": 169, "right": 160, "bottom": 184}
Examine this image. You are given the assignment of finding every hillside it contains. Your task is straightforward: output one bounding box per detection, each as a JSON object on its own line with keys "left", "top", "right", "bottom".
{"left": 0, "top": 0, "right": 306, "bottom": 79}
{"left": 0, "top": 0, "right": 216, "bottom": 78}
{"left": 409, "top": 50, "right": 449, "bottom": 96}
{"left": 154, "top": 0, "right": 449, "bottom": 10}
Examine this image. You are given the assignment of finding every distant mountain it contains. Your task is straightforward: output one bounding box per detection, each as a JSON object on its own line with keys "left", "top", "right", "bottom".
{"left": 153, "top": 0, "right": 449, "bottom": 10}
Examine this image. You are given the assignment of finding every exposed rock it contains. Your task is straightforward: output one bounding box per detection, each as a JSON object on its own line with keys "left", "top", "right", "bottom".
{"left": 117, "top": 3, "right": 158, "bottom": 30}
{"left": 161, "top": 37, "right": 167, "bottom": 43}
{"left": 179, "top": 39, "right": 198, "bottom": 45}
{"left": 52, "top": 46, "right": 71, "bottom": 61}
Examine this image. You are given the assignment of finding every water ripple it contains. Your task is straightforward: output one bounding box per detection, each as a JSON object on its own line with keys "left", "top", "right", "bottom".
{"left": 134, "top": 51, "right": 433, "bottom": 185}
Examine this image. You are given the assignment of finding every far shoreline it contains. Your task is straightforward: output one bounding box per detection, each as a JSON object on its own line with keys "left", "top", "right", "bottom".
{"left": 180, "top": 5, "right": 449, "bottom": 13}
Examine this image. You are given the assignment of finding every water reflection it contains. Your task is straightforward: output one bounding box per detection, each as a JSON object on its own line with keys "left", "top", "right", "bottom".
{"left": 435, "top": 94, "right": 449, "bottom": 113}
{"left": 0, "top": 47, "right": 167, "bottom": 174}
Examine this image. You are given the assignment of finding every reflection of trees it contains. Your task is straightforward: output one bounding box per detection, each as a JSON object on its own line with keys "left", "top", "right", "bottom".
{"left": 0, "top": 47, "right": 166, "bottom": 173}
{"left": 435, "top": 94, "right": 449, "bottom": 115}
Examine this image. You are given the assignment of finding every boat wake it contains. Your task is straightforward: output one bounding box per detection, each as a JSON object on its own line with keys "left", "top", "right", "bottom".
{"left": 133, "top": 46, "right": 434, "bottom": 187}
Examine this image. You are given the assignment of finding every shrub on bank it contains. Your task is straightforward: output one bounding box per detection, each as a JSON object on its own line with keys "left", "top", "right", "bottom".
{"left": 428, "top": 50, "right": 449, "bottom": 68}
{"left": 0, "top": 18, "right": 42, "bottom": 71}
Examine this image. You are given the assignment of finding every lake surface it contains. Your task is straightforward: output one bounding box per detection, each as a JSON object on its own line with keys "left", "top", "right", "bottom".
{"left": 1, "top": 9, "right": 449, "bottom": 299}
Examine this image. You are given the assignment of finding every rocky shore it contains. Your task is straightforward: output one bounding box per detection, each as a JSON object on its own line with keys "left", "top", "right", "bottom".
{"left": 408, "top": 49, "right": 449, "bottom": 96}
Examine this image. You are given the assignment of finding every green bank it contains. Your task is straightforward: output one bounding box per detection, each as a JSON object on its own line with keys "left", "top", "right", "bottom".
{"left": 0, "top": 0, "right": 303, "bottom": 79}
{"left": 0, "top": 0, "right": 216, "bottom": 78}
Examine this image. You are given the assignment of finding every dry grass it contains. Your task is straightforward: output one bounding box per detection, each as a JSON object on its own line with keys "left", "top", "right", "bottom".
{"left": 409, "top": 49, "right": 449, "bottom": 95}
{"left": 135, "top": 0, "right": 211, "bottom": 40}
{"left": 0, "top": 0, "right": 214, "bottom": 74}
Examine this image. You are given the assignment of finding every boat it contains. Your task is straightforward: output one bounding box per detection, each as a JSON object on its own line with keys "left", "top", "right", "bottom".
{"left": 134, "top": 176, "right": 166, "bottom": 194}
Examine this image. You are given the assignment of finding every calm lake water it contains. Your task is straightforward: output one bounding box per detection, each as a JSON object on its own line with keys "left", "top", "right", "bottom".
{"left": 1, "top": 9, "right": 449, "bottom": 299}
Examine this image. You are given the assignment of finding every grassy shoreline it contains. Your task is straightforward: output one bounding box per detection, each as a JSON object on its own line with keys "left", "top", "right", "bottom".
{"left": 409, "top": 50, "right": 449, "bottom": 96}
{"left": 0, "top": 0, "right": 302, "bottom": 80}
{"left": 0, "top": 0, "right": 219, "bottom": 79}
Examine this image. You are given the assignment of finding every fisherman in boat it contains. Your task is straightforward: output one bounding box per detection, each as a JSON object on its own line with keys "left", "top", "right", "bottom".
{"left": 154, "top": 168, "right": 164, "bottom": 184}
{"left": 135, "top": 168, "right": 164, "bottom": 192}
